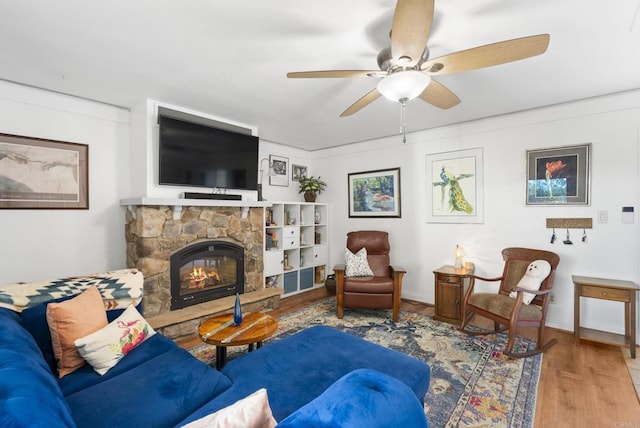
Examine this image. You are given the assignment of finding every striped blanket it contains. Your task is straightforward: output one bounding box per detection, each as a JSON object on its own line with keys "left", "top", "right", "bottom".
{"left": 0, "top": 269, "right": 143, "bottom": 312}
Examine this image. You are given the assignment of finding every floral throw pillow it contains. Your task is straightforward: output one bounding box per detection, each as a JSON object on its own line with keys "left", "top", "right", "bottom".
{"left": 345, "top": 247, "right": 374, "bottom": 277}
{"left": 74, "top": 305, "right": 155, "bottom": 375}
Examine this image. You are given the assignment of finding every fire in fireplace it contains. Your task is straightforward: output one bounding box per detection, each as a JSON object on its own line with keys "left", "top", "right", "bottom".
{"left": 170, "top": 240, "right": 244, "bottom": 310}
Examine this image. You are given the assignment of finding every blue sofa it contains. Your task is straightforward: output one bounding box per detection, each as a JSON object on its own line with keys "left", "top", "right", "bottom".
{"left": 0, "top": 298, "right": 431, "bottom": 427}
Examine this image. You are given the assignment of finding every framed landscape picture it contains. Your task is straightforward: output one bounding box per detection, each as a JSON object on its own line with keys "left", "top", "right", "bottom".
{"left": 348, "top": 167, "right": 401, "bottom": 218}
{"left": 0, "top": 133, "right": 88, "bottom": 209}
{"left": 426, "top": 148, "right": 484, "bottom": 223}
{"left": 526, "top": 143, "right": 591, "bottom": 205}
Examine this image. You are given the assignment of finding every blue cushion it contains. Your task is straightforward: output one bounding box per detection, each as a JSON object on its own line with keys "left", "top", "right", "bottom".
{"left": 65, "top": 347, "right": 232, "bottom": 428}
{"left": 0, "top": 308, "right": 77, "bottom": 427}
{"left": 277, "top": 369, "right": 428, "bottom": 428}
{"left": 180, "top": 325, "right": 430, "bottom": 424}
{"left": 20, "top": 295, "right": 75, "bottom": 373}
{"left": 58, "top": 333, "right": 179, "bottom": 396}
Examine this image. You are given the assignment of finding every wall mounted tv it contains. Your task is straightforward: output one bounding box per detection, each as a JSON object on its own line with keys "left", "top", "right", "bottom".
{"left": 158, "top": 114, "right": 258, "bottom": 191}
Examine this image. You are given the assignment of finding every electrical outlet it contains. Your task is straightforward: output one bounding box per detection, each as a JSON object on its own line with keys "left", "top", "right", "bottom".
{"left": 550, "top": 294, "right": 555, "bottom": 304}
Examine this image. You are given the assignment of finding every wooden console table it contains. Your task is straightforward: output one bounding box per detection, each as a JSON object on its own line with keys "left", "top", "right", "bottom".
{"left": 572, "top": 275, "right": 638, "bottom": 358}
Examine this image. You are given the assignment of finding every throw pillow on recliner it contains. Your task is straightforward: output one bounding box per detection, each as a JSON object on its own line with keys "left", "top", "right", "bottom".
{"left": 345, "top": 247, "right": 374, "bottom": 277}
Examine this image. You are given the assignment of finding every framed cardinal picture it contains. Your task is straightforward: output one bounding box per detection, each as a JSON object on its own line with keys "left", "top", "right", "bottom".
{"left": 526, "top": 144, "right": 591, "bottom": 205}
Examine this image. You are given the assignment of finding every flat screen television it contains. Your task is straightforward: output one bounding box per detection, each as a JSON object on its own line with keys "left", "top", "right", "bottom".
{"left": 158, "top": 115, "right": 258, "bottom": 190}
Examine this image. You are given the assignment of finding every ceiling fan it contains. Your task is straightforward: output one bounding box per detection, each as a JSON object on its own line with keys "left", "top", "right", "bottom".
{"left": 287, "top": 0, "right": 550, "bottom": 119}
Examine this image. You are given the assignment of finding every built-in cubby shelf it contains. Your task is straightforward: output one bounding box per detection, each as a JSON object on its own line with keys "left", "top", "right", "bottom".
{"left": 264, "top": 202, "right": 329, "bottom": 297}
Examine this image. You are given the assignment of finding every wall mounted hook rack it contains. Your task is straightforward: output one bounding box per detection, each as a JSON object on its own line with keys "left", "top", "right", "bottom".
{"left": 546, "top": 218, "right": 593, "bottom": 229}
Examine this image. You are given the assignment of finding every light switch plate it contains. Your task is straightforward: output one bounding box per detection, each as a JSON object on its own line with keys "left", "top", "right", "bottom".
{"left": 598, "top": 211, "right": 608, "bottom": 223}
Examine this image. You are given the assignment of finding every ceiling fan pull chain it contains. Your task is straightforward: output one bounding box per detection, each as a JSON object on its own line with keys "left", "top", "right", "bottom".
{"left": 400, "top": 98, "right": 407, "bottom": 143}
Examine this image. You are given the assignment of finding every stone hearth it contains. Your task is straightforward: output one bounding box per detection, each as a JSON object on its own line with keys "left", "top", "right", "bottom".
{"left": 124, "top": 204, "right": 277, "bottom": 338}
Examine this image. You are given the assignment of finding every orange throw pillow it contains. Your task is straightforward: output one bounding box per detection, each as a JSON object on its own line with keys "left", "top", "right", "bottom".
{"left": 46, "top": 286, "right": 108, "bottom": 378}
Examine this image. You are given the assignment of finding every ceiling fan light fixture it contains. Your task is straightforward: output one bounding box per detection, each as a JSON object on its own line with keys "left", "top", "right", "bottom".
{"left": 376, "top": 70, "right": 431, "bottom": 102}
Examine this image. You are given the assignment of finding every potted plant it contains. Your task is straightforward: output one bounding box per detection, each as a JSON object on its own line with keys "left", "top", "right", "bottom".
{"left": 297, "top": 175, "right": 326, "bottom": 202}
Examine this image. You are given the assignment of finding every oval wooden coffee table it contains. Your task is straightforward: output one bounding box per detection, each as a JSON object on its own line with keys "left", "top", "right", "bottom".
{"left": 198, "top": 312, "right": 278, "bottom": 370}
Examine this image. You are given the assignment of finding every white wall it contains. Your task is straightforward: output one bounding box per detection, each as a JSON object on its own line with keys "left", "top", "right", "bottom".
{"left": 0, "top": 81, "right": 131, "bottom": 283}
{"left": 312, "top": 90, "right": 640, "bottom": 336}
{"left": 258, "top": 139, "right": 314, "bottom": 202}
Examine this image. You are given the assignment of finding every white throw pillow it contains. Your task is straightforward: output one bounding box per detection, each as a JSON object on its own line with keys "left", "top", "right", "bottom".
{"left": 74, "top": 305, "right": 155, "bottom": 375}
{"left": 182, "top": 388, "right": 277, "bottom": 428}
{"left": 509, "top": 260, "right": 552, "bottom": 305}
{"left": 345, "top": 247, "right": 374, "bottom": 277}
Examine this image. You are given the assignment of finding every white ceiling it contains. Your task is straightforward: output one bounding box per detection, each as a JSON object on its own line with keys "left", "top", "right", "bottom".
{"left": 2, "top": 0, "right": 640, "bottom": 150}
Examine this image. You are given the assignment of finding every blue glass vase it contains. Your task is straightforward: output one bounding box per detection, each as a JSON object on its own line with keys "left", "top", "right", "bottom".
{"left": 233, "top": 293, "right": 243, "bottom": 326}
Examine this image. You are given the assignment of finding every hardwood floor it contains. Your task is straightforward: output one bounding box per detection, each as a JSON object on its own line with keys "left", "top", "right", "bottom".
{"left": 179, "top": 288, "right": 640, "bottom": 426}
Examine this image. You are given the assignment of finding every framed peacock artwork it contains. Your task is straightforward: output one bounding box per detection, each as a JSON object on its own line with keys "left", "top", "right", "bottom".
{"left": 426, "top": 148, "right": 484, "bottom": 224}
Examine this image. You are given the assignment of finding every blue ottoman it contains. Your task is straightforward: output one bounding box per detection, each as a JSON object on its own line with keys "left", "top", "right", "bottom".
{"left": 180, "top": 325, "right": 431, "bottom": 424}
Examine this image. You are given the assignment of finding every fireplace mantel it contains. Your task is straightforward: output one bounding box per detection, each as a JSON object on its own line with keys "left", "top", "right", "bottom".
{"left": 120, "top": 197, "right": 272, "bottom": 220}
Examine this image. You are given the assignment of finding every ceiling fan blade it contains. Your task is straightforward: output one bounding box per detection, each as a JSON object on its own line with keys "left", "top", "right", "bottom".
{"left": 391, "top": 0, "right": 434, "bottom": 67}
{"left": 287, "top": 70, "right": 384, "bottom": 79}
{"left": 418, "top": 80, "right": 460, "bottom": 109}
{"left": 422, "top": 34, "right": 550, "bottom": 75}
{"left": 340, "top": 88, "right": 382, "bottom": 117}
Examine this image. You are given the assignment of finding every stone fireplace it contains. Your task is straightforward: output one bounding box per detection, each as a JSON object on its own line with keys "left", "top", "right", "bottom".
{"left": 124, "top": 204, "right": 264, "bottom": 319}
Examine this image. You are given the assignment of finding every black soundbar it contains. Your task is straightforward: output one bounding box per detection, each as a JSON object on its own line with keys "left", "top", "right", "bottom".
{"left": 182, "top": 192, "right": 242, "bottom": 201}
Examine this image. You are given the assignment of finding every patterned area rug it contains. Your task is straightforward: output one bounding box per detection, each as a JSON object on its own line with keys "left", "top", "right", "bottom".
{"left": 189, "top": 298, "right": 541, "bottom": 427}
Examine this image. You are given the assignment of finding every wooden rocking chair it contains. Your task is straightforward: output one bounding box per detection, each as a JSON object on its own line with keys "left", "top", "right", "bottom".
{"left": 459, "top": 247, "right": 560, "bottom": 358}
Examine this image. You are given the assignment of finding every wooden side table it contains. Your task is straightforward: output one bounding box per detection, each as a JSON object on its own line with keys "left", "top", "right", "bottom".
{"left": 433, "top": 265, "right": 475, "bottom": 325}
{"left": 572, "top": 275, "right": 638, "bottom": 358}
{"left": 198, "top": 312, "right": 278, "bottom": 369}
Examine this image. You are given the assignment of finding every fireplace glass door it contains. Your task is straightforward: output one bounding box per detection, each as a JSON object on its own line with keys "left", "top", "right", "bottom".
{"left": 170, "top": 241, "right": 244, "bottom": 310}
{"left": 180, "top": 256, "right": 237, "bottom": 293}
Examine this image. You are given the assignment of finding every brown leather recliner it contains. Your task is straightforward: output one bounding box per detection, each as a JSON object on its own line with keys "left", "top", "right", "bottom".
{"left": 333, "top": 231, "right": 406, "bottom": 322}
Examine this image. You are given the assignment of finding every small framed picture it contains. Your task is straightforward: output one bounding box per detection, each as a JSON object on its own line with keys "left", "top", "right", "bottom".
{"left": 269, "top": 155, "right": 289, "bottom": 187}
{"left": 292, "top": 164, "right": 307, "bottom": 181}
{"left": 526, "top": 144, "right": 591, "bottom": 205}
